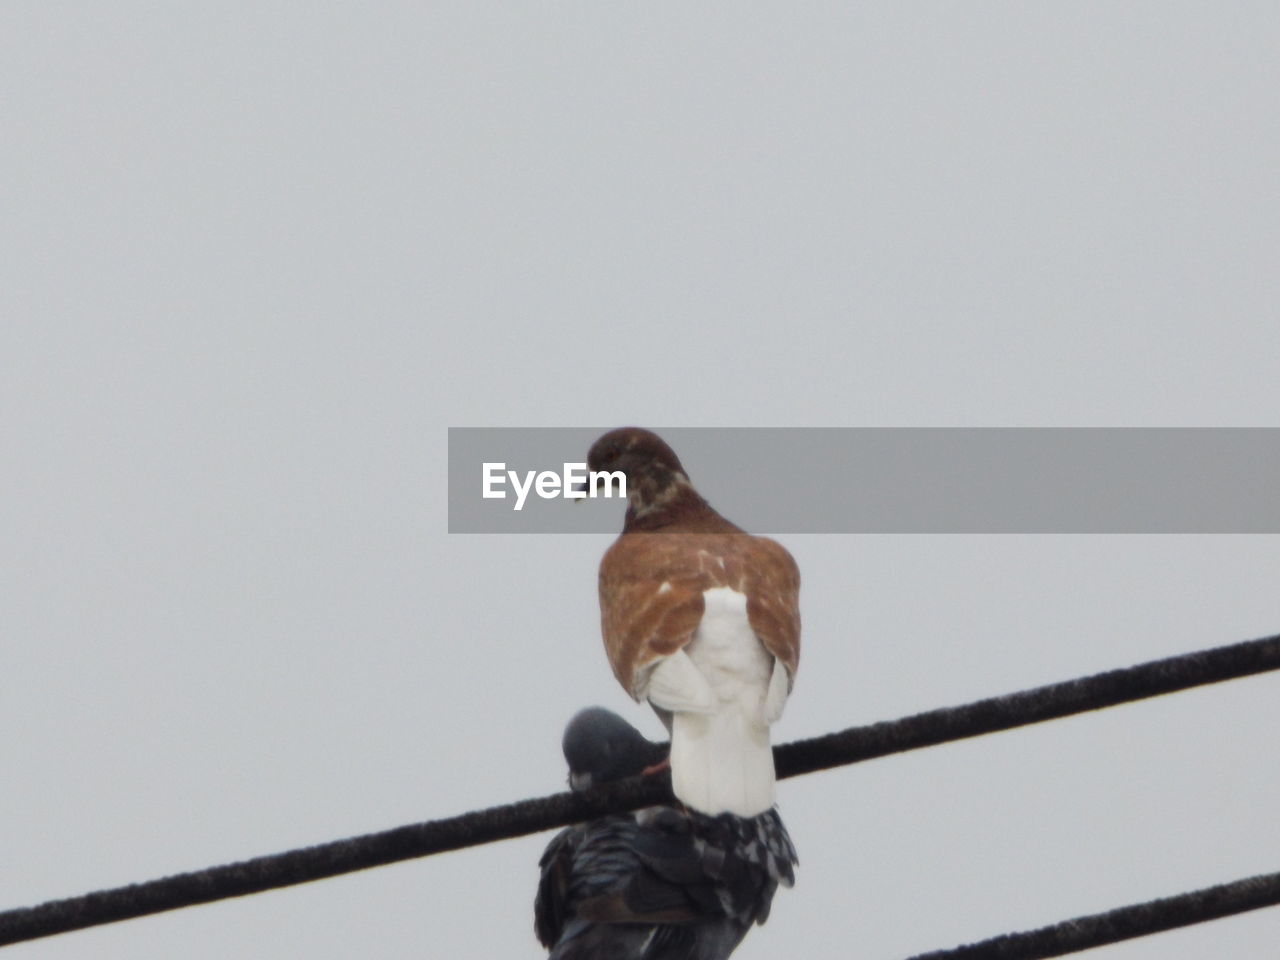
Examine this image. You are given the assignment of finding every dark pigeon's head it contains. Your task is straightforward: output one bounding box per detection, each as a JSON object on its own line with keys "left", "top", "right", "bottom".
{"left": 562, "top": 707, "right": 665, "bottom": 792}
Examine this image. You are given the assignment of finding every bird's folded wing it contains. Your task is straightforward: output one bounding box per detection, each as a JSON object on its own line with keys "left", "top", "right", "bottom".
{"left": 644, "top": 650, "right": 718, "bottom": 714}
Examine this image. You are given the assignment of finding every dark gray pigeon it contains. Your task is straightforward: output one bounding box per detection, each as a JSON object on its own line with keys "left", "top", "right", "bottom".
{"left": 535, "top": 708, "right": 797, "bottom": 960}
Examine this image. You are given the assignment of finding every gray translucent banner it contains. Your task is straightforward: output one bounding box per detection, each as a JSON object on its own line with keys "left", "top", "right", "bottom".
{"left": 447, "top": 428, "right": 1280, "bottom": 533}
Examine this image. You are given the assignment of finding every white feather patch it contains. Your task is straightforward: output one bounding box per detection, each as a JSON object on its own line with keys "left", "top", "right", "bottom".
{"left": 644, "top": 649, "right": 717, "bottom": 714}
{"left": 670, "top": 707, "right": 776, "bottom": 817}
{"left": 662, "top": 586, "right": 781, "bottom": 816}
{"left": 762, "top": 655, "right": 790, "bottom": 725}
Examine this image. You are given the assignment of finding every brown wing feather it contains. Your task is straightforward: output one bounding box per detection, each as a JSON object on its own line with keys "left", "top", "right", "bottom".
{"left": 599, "top": 536, "right": 706, "bottom": 697}
{"left": 743, "top": 536, "right": 801, "bottom": 681}
{"left": 599, "top": 533, "right": 801, "bottom": 698}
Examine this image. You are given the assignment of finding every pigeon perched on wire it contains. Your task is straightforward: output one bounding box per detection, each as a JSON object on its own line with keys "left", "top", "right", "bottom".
{"left": 587, "top": 427, "right": 801, "bottom": 817}
{"left": 535, "top": 707, "right": 797, "bottom": 960}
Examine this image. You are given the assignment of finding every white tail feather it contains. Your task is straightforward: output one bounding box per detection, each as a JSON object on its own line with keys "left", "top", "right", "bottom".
{"left": 649, "top": 586, "right": 787, "bottom": 817}
{"left": 670, "top": 705, "right": 776, "bottom": 817}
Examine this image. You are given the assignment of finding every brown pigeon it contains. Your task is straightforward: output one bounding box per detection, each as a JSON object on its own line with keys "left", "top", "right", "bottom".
{"left": 587, "top": 428, "right": 800, "bottom": 816}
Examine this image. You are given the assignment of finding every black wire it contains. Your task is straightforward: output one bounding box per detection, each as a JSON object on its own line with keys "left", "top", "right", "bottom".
{"left": 774, "top": 630, "right": 1280, "bottom": 778}
{"left": 905, "top": 869, "right": 1280, "bottom": 959}
{"left": 0, "top": 631, "right": 1277, "bottom": 948}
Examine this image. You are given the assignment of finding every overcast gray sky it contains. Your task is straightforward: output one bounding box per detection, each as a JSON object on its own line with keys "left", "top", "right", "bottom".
{"left": 3, "top": 3, "right": 1278, "bottom": 958}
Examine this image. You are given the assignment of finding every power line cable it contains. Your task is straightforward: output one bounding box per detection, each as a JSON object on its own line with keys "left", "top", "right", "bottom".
{"left": 0, "top": 631, "right": 1277, "bottom": 948}
{"left": 775, "top": 629, "right": 1280, "bottom": 778}
{"left": 905, "top": 868, "right": 1280, "bottom": 959}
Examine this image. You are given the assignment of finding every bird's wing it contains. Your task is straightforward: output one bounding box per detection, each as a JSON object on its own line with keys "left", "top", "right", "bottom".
{"left": 598, "top": 535, "right": 710, "bottom": 699}
{"left": 534, "top": 826, "right": 578, "bottom": 948}
{"left": 741, "top": 535, "right": 801, "bottom": 682}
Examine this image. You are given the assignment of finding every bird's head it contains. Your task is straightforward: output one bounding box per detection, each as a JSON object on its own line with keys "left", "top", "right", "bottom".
{"left": 587, "top": 427, "right": 686, "bottom": 482}
{"left": 584, "top": 428, "right": 694, "bottom": 519}
{"left": 561, "top": 707, "right": 665, "bottom": 792}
